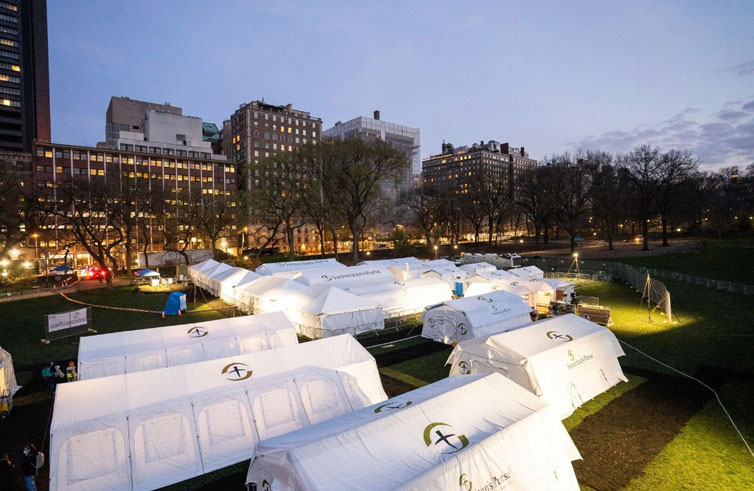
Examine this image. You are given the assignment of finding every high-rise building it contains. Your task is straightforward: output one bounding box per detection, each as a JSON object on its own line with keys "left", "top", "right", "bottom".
{"left": 0, "top": 0, "right": 50, "bottom": 152}
{"left": 228, "top": 100, "right": 322, "bottom": 188}
{"left": 99, "top": 96, "right": 225, "bottom": 160}
{"left": 324, "top": 110, "right": 420, "bottom": 186}
{"left": 421, "top": 140, "right": 537, "bottom": 197}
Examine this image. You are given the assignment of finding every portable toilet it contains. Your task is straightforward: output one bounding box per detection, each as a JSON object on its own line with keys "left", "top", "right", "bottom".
{"left": 163, "top": 291, "right": 187, "bottom": 316}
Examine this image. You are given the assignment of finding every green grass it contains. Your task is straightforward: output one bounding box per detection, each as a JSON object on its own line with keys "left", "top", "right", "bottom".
{"left": 626, "top": 379, "right": 754, "bottom": 490}
{"left": 562, "top": 373, "right": 647, "bottom": 431}
{"left": 615, "top": 237, "right": 754, "bottom": 285}
{"left": 0, "top": 285, "right": 226, "bottom": 383}
{"left": 575, "top": 279, "right": 754, "bottom": 376}
{"left": 383, "top": 347, "right": 453, "bottom": 386}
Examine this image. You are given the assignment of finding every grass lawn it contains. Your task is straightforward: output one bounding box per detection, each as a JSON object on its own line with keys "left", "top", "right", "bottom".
{"left": 562, "top": 373, "right": 647, "bottom": 432}
{"left": 382, "top": 346, "right": 453, "bottom": 386}
{"left": 1, "top": 285, "right": 227, "bottom": 383}
{"left": 615, "top": 237, "right": 754, "bottom": 285}
{"left": 626, "top": 379, "right": 754, "bottom": 490}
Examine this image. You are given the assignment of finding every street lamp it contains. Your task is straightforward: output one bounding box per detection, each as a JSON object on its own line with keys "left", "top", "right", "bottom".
{"left": 0, "top": 259, "right": 8, "bottom": 267}
{"left": 32, "top": 233, "right": 39, "bottom": 259}
{"left": 433, "top": 244, "right": 438, "bottom": 259}
{"left": 9, "top": 249, "right": 19, "bottom": 259}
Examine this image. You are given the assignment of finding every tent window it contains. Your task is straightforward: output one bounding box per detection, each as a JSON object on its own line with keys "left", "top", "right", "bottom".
{"left": 142, "top": 413, "right": 188, "bottom": 463}
{"left": 203, "top": 339, "right": 238, "bottom": 360}
{"left": 83, "top": 360, "right": 124, "bottom": 379}
{"left": 204, "top": 401, "right": 247, "bottom": 446}
{"left": 238, "top": 335, "right": 267, "bottom": 353}
{"left": 129, "top": 353, "right": 166, "bottom": 372}
{"left": 167, "top": 346, "right": 203, "bottom": 366}
{"left": 300, "top": 378, "right": 346, "bottom": 425}
{"left": 253, "top": 388, "right": 303, "bottom": 439}
{"left": 66, "top": 429, "right": 120, "bottom": 481}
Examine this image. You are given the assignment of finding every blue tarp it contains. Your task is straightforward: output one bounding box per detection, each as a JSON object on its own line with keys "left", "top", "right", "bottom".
{"left": 163, "top": 292, "right": 187, "bottom": 316}
{"left": 52, "top": 265, "right": 73, "bottom": 272}
{"left": 134, "top": 268, "right": 160, "bottom": 278}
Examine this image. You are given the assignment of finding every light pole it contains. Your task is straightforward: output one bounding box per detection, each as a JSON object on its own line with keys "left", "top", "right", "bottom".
{"left": 433, "top": 245, "right": 438, "bottom": 260}
{"left": 32, "top": 233, "right": 38, "bottom": 260}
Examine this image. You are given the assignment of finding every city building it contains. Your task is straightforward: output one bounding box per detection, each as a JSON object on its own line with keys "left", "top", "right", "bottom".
{"left": 0, "top": 0, "right": 51, "bottom": 152}
{"left": 202, "top": 121, "right": 223, "bottom": 155}
{"left": 228, "top": 100, "right": 322, "bottom": 188}
{"left": 324, "top": 110, "right": 420, "bottom": 187}
{"left": 421, "top": 140, "right": 537, "bottom": 197}
{"left": 99, "top": 96, "right": 225, "bottom": 160}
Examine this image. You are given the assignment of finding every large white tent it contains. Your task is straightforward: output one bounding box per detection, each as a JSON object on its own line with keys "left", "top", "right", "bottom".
{"left": 234, "top": 276, "right": 306, "bottom": 314}
{"left": 294, "top": 265, "right": 396, "bottom": 289}
{"left": 464, "top": 269, "right": 517, "bottom": 297}
{"left": 246, "top": 372, "right": 581, "bottom": 491}
{"left": 192, "top": 261, "right": 232, "bottom": 290}
{"left": 447, "top": 314, "right": 627, "bottom": 419}
{"left": 204, "top": 266, "right": 244, "bottom": 297}
{"left": 284, "top": 285, "right": 385, "bottom": 339}
{"left": 458, "top": 261, "right": 497, "bottom": 275}
{"left": 520, "top": 279, "right": 557, "bottom": 306}
{"left": 508, "top": 265, "right": 545, "bottom": 280}
{"left": 542, "top": 278, "right": 576, "bottom": 303}
{"left": 348, "top": 277, "right": 452, "bottom": 318}
{"left": 51, "top": 335, "right": 386, "bottom": 491}
{"left": 77, "top": 312, "right": 298, "bottom": 380}
{"left": 388, "top": 259, "right": 467, "bottom": 289}
{"left": 219, "top": 269, "right": 262, "bottom": 304}
{"left": 421, "top": 291, "right": 533, "bottom": 344}
{"left": 357, "top": 256, "right": 423, "bottom": 268}
{"left": 255, "top": 258, "right": 345, "bottom": 277}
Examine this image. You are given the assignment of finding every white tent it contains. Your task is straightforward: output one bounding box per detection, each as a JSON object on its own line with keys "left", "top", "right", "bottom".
{"left": 204, "top": 266, "right": 244, "bottom": 297}
{"left": 255, "top": 259, "right": 345, "bottom": 277}
{"left": 388, "top": 259, "right": 467, "bottom": 289}
{"left": 234, "top": 276, "right": 306, "bottom": 314}
{"left": 508, "top": 265, "right": 545, "bottom": 280}
{"left": 77, "top": 312, "right": 298, "bottom": 381}
{"left": 464, "top": 269, "right": 517, "bottom": 297}
{"left": 246, "top": 372, "right": 581, "bottom": 491}
{"left": 458, "top": 261, "right": 497, "bottom": 275}
{"left": 188, "top": 259, "right": 218, "bottom": 288}
{"left": 447, "top": 314, "right": 627, "bottom": 419}
{"left": 51, "top": 335, "right": 386, "bottom": 491}
{"left": 542, "top": 278, "right": 576, "bottom": 303}
{"left": 284, "top": 285, "right": 385, "bottom": 339}
{"left": 294, "top": 265, "right": 397, "bottom": 289}
{"left": 520, "top": 279, "right": 557, "bottom": 306}
{"left": 0, "top": 348, "right": 20, "bottom": 414}
{"left": 219, "top": 269, "right": 262, "bottom": 304}
{"left": 349, "top": 277, "right": 452, "bottom": 319}
{"left": 421, "top": 291, "right": 533, "bottom": 345}
{"left": 357, "top": 256, "right": 423, "bottom": 268}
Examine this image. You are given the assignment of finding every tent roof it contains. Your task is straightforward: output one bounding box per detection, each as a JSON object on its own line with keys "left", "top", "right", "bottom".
{"left": 236, "top": 275, "right": 306, "bottom": 296}
{"left": 541, "top": 278, "right": 574, "bottom": 289}
{"left": 294, "top": 285, "right": 380, "bottom": 315}
{"left": 209, "top": 266, "right": 245, "bottom": 283}
{"left": 57, "top": 334, "right": 378, "bottom": 431}
{"left": 508, "top": 265, "right": 544, "bottom": 279}
{"left": 188, "top": 258, "right": 213, "bottom": 273}
{"left": 218, "top": 268, "right": 261, "bottom": 287}
{"left": 436, "top": 291, "right": 532, "bottom": 326}
{"left": 454, "top": 314, "right": 617, "bottom": 363}
{"left": 475, "top": 269, "right": 514, "bottom": 281}
{"left": 206, "top": 262, "right": 232, "bottom": 279}
{"left": 295, "top": 265, "right": 396, "bottom": 287}
{"left": 459, "top": 262, "right": 497, "bottom": 274}
{"left": 134, "top": 268, "right": 159, "bottom": 277}
{"left": 255, "top": 258, "right": 345, "bottom": 276}
{"left": 520, "top": 279, "right": 555, "bottom": 293}
{"left": 247, "top": 373, "right": 580, "bottom": 490}
{"left": 194, "top": 259, "right": 220, "bottom": 275}
{"left": 357, "top": 256, "right": 423, "bottom": 267}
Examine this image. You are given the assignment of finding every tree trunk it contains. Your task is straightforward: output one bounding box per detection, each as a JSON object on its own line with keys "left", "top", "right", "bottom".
{"left": 350, "top": 224, "right": 360, "bottom": 263}
{"left": 319, "top": 230, "right": 326, "bottom": 258}
{"left": 330, "top": 227, "right": 339, "bottom": 261}
{"left": 661, "top": 216, "right": 669, "bottom": 247}
{"left": 543, "top": 222, "right": 549, "bottom": 244}
{"left": 125, "top": 237, "right": 133, "bottom": 277}
{"left": 569, "top": 233, "right": 576, "bottom": 254}
{"left": 642, "top": 220, "right": 650, "bottom": 251}
{"left": 487, "top": 217, "right": 494, "bottom": 247}
{"left": 607, "top": 229, "right": 614, "bottom": 250}
{"left": 534, "top": 224, "right": 541, "bottom": 245}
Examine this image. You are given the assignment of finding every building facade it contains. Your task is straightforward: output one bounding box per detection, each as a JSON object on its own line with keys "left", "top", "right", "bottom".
{"left": 323, "top": 110, "right": 420, "bottom": 186}
{"left": 421, "top": 140, "right": 537, "bottom": 197}
{"left": 0, "top": 0, "right": 50, "bottom": 152}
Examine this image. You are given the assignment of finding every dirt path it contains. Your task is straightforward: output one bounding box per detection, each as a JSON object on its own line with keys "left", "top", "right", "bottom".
{"left": 570, "top": 372, "right": 716, "bottom": 490}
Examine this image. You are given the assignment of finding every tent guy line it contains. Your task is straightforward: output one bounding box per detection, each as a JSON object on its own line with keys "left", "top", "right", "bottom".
{"left": 58, "top": 291, "right": 233, "bottom": 315}
{"left": 617, "top": 338, "right": 754, "bottom": 461}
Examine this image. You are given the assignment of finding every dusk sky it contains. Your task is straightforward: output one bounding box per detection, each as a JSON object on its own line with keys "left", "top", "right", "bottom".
{"left": 49, "top": 1, "right": 753, "bottom": 168}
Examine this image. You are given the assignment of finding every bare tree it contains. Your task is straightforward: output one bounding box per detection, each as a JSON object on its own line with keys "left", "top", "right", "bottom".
{"left": 0, "top": 158, "right": 32, "bottom": 257}
{"left": 196, "top": 192, "right": 236, "bottom": 259}
{"left": 163, "top": 189, "right": 200, "bottom": 264}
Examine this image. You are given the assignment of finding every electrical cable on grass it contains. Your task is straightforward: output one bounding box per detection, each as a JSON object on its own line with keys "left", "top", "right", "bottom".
{"left": 618, "top": 338, "right": 754, "bottom": 462}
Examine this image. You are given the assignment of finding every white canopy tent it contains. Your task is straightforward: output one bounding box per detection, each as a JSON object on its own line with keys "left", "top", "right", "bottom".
{"left": 77, "top": 312, "right": 298, "bottom": 380}
{"left": 542, "top": 278, "right": 576, "bottom": 303}
{"left": 508, "top": 265, "right": 545, "bottom": 280}
{"left": 234, "top": 276, "right": 306, "bottom": 314}
{"left": 219, "top": 269, "right": 262, "bottom": 304}
{"left": 348, "top": 277, "right": 452, "bottom": 319}
{"left": 246, "top": 373, "right": 581, "bottom": 491}
{"left": 520, "top": 279, "right": 557, "bottom": 306}
{"left": 0, "top": 348, "right": 20, "bottom": 413}
{"left": 284, "top": 285, "right": 385, "bottom": 339}
{"left": 447, "top": 314, "right": 627, "bottom": 419}
{"left": 204, "top": 266, "right": 244, "bottom": 297}
{"left": 294, "top": 265, "right": 397, "bottom": 289}
{"left": 255, "top": 259, "right": 345, "bottom": 277}
{"left": 51, "top": 335, "right": 386, "bottom": 491}
{"left": 421, "top": 291, "right": 533, "bottom": 345}
{"left": 464, "top": 269, "right": 517, "bottom": 297}
{"left": 357, "top": 256, "right": 423, "bottom": 268}
{"left": 193, "top": 262, "right": 232, "bottom": 290}
{"left": 389, "top": 259, "right": 467, "bottom": 289}
{"left": 188, "top": 259, "right": 219, "bottom": 289}
{"left": 458, "top": 261, "right": 497, "bottom": 275}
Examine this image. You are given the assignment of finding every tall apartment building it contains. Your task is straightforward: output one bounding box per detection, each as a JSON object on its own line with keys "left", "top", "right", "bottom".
{"left": 323, "top": 110, "right": 420, "bottom": 188}
{"left": 228, "top": 100, "right": 322, "bottom": 188}
{"left": 0, "top": 0, "right": 50, "bottom": 152}
{"left": 422, "top": 140, "right": 537, "bottom": 197}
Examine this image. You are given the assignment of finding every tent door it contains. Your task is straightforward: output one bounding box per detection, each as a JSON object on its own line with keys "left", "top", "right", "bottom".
{"left": 471, "top": 359, "right": 509, "bottom": 377}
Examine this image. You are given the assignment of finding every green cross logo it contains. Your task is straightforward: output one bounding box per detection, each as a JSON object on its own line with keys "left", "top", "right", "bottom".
{"left": 221, "top": 362, "right": 252, "bottom": 381}
{"left": 546, "top": 330, "right": 573, "bottom": 342}
{"left": 374, "top": 400, "right": 413, "bottom": 413}
{"left": 423, "top": 422, "right": 469, "bottom": 454}
{"left": 459, "top": 473, "right": 473, "bottom": 491}
{"left": 187, "top": 326, "right": 208, "bottom": 338}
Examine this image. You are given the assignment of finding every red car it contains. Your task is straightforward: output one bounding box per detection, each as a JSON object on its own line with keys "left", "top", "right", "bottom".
{"left": 80, "top": 266, "right": 111, "bottom": 280}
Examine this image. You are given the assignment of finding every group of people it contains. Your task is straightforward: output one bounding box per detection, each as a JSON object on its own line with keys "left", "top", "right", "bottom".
{"left": 41, "top": 360, "right": 77, "bottom": 394}
{"left": 0, "top": 444, "right": 43, "bottom": 491}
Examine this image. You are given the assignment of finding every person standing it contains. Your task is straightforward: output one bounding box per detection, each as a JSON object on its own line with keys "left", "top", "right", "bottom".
{"left": 0, "top": 452, "right": 14, "bottom": 491}
{"left": 66, "top": 361, "right": 77, "bottom": 382}
{"left": 41, "top": 363, "right": 56, "bottom": 394}
{"left": 21, "top": 445, "right": 37, "bottom": 491}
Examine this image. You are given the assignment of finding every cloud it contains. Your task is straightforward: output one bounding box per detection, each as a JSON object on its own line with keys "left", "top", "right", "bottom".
{"left": 721, "top": 59, "right": 754, "bottom": 76}
{"left": 573, "top": 100, "right": 754, "bottom": 168}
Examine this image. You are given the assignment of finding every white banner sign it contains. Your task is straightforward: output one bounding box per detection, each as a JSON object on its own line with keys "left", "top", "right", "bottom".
{"left": 48, "top": 308, "right": 88, "bottom": 333}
